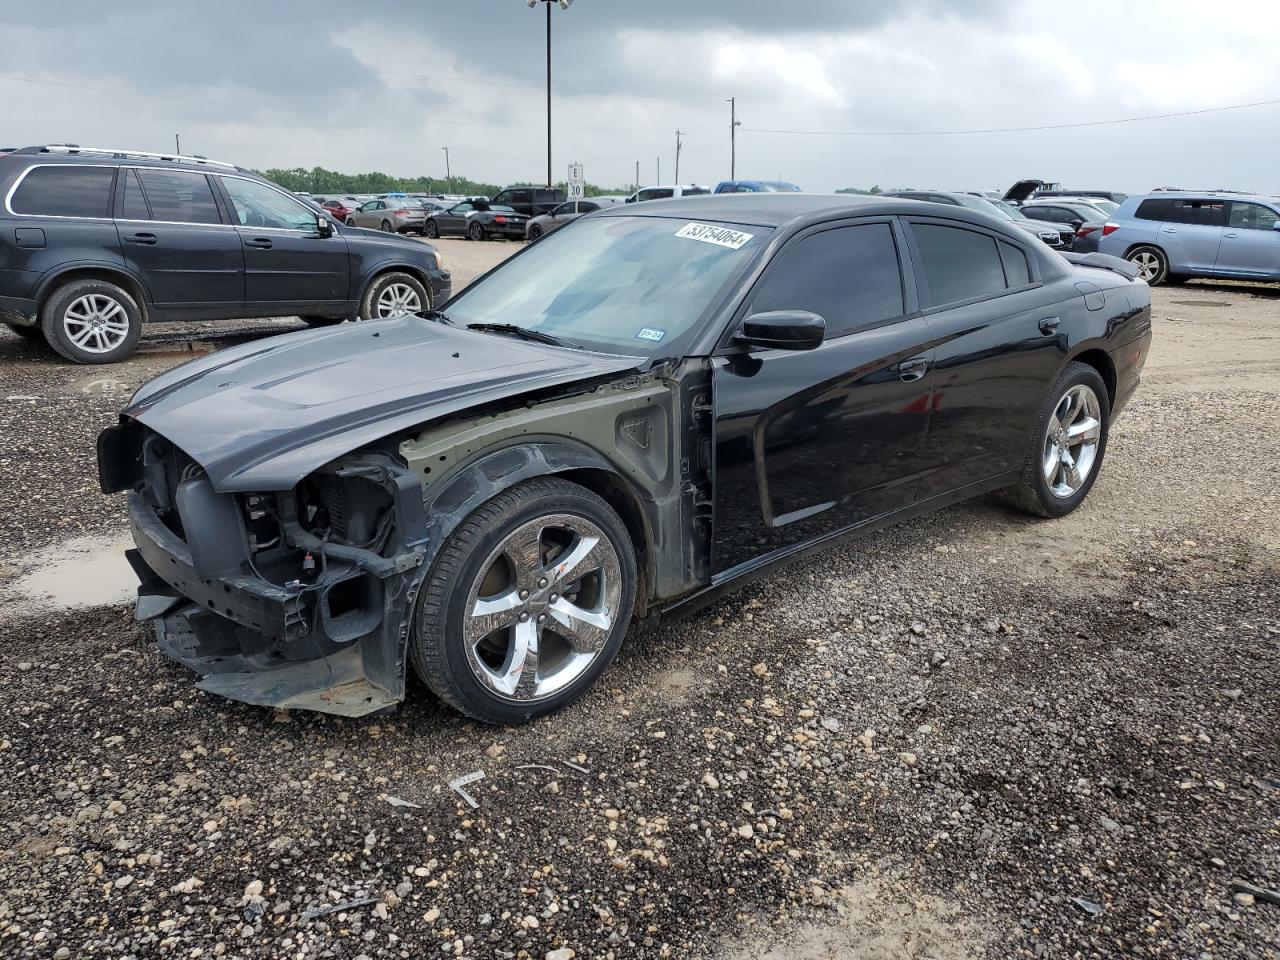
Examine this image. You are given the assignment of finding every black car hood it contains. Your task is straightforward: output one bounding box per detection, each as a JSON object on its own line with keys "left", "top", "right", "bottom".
{"left": 124, "top": 319, "right": 642, "bottom": 492}
{"left": 1003, "top": 179, "right": 1047, "bottom": 204}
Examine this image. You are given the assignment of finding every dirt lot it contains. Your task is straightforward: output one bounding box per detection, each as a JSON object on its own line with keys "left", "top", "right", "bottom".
{"left": 0, "top": 246, "right": 1277, "bottom": 959}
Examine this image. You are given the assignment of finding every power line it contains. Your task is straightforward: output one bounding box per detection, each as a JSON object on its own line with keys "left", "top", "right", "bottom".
{"left": 748, "top": 96, "right": 1280, "bottom": 137}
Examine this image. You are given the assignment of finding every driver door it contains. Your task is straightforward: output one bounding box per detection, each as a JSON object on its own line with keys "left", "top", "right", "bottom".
{"left": 712, "top": 219, "right": 936, "bottom": 574}
{"left": 437, "top": 202, "right": 474, "bottom": 235}
{"left": 214, "top": 175, "right": 349, "bottom": 308}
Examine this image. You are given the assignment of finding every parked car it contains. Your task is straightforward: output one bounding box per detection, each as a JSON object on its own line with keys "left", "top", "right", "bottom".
{"left": 346, "top": 198, "right": 427, "bottom": 235}
{"left": 320, "top": 198, "right": 356, "bottom": 221}
{"left": 491, "top": 186, "right": 565, "bottom": 218}
{"left": 1034, "top": 189, "right": 1128, "bottom": 205}
{"left": 882, "top": 191, "right": 1073, "bottom": 248}
{"left": 525, "top": 196, "right": 624, "bottom": 239}
{"left": 713, "top": 180, "right": 802, "bottom": 193}
{"left": 0, "top": 144, "right": 450, "bottom": 362}
{"left": 1003, "top": 180, "right": 1127, "bottom": 206}
{"left": 626, "top": 185, "right": 712, "bottom": 203}
{"left": 1019, "top": 199, "right": 1113, "bottom": 233}
{"left": 1095, "top": 192, "right": 1280, "bottom": 285}
{"left": 424, "top": 200, "right": 529, "bottom": 240}
{"left": 98, "top": 193, "right": 1151, "bottom": 723}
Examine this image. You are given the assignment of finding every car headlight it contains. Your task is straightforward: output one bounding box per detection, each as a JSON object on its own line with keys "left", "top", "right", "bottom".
{"left": 432, "top": 250, "right": 445, "bottom": 271}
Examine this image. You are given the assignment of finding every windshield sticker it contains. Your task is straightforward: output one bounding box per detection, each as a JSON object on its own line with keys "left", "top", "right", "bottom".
{"left": 674, "top": 222, "right": 755, "bottom": 250}
{"left": 636, "top": 327, "right": 667, "bottom": 342}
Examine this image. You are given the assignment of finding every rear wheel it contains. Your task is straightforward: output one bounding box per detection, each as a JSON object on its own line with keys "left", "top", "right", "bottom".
{"left": 40, "top": 279, "right": 142, "bottom": 364}
{"left": 380, "top": 219, "right": 393, "bottom": 233}
{"left": 1000, "top": 362, "right": 1111, "bottom": 518}
{"left": 1126, "top": 245, "right": 1169, "bottom": 285}
{"left": 358, "top": 272, "right": 429, "bottom": 321}
{"left": 410, "top": 477, "right": 637, "bottom": 724}
{"left": 468, "top": 221, "right": 485, "bottom": 241}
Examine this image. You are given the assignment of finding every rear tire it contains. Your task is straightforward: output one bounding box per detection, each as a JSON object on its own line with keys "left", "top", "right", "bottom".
{"left": 1126, "top": 245, "right": 1169, "bottom": 285}
{"left": 999, "top": 362, "right": 1111, "bottom": 518}
{"left": 380, "top": 220, "right": 393, "bottom": 233}
{"left": 40, "top": 279, "right": 142, "bottom": 364}
{"left": 468, "top": 221, "right": 484, "bottom": 241}
{"left": 409, "top": 477, "right": 637, "bottom": 724}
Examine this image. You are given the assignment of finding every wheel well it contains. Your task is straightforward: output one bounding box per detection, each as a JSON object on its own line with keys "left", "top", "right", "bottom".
{"left": 364, "top": 265, "right": 432, "bottom": 305}
{"left": 39, "top": 269, "right": 148, "bottom": 321}
{"left": 556, "top": 467, "right": 653, "bottom": 613}
{"left": 1122, "top": 242, "right": 1164, "bottom": 261}
{"left": 1070, "top": 348, "right": 1116, "bottom": 405}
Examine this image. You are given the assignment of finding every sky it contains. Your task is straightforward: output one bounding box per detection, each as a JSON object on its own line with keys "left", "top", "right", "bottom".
{"left": 3, "top": 0, "right": 1279, "bottom": 195}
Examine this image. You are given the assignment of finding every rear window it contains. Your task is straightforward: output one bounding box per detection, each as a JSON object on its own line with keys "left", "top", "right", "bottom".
{"left": 910, "top": 223, "right": 1007, "bottom": 306}
{"left": 10, "top": 165, "right": 115, "bottom": 218}
{"left": 1134, "top": 198, "right": 1173, "bottom": 221}
{"left": 136, "top": 170, "right": 222, "bottom": 225}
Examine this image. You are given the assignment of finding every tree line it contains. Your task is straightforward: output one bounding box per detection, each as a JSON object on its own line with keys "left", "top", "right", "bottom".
{"left": 261, "top": 166, "right": 633, "bottom": 198}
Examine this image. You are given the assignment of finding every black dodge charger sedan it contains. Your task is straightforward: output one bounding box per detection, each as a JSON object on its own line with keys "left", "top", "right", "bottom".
{"left": 98, "top": 194, "right": 1152, "bottom": 724}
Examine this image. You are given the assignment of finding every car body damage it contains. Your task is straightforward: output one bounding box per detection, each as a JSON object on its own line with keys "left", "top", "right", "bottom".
{"left": 98, "top": 319, "right": 708, "bottom": 716}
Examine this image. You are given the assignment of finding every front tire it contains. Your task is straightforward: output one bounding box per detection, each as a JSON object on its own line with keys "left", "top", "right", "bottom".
{"left": 40, "top": 279, "right": 142, "bottom": 364}
{"left": 410, "top": 477, "right": 638, "bottom": 724}
{"left": 358, "top": 272, "right": 429, "bottom": 321}
{"left": 528, "top": 224, "right": 543, "bottom": 241}
{"left": 468, "top": 221, "right": 485, "bottom": 242}
{"left": 1126, "top": 245, "right": 1169, "bottom": 285}
{"left": 424, "top": 219, "right": 439, "bottom": 239}
{"left": 1001, "top": 362, "right": 1111, "bottom": 518}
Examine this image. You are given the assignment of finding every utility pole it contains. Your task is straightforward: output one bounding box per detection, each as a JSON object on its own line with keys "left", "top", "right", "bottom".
{"left": 635, "top": 160, "right": 639, "bottom": 191}
{"left": 544, "top": 0, "right": 552, "bottom": 187}
{"left": 656, "top": 156, "right": 660, "bottom": 184}
{"left": 174, "top": 133, "right": 181, "bottom": 155}
{"left": 441, "top": 147, "right": 451, "bottom": 188}
{"left": 727, "top": 98, "right": 740, "bottom": 180}
{"left": 674, "top": 130, "right": 682, "bottom": 184}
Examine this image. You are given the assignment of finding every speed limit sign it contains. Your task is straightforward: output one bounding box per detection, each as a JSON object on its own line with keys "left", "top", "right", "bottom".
{"left": 567, "top": 181, "right": 585, "bottom": 200}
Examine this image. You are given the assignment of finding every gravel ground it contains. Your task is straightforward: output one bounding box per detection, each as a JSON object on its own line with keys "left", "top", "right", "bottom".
{"left": 0, "top": 271, "right": 1277, "bottom": 959}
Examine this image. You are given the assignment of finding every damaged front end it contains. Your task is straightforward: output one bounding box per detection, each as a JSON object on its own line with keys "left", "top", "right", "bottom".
{"left": 99, "top": 420, "right": 428, "bottom": 717}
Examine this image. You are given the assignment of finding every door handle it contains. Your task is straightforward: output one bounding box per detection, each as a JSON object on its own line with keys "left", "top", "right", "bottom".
{"left": 244, "top": 237, "right": 273, "bottom": 249}
{"left": 1038, "top": 316, "right": 1061, "bottom": 335}
{"left": 1160, "top": 227, "right": 1177, "bottom": 234}
{"left": 1223, "top": 232, "right": 1239, "bottom": 239}
{"left": 897, "top": 356, "right": 929, "bottom": 382}
{"left": 125, "top": 232, "right": 157, "bottom": 245}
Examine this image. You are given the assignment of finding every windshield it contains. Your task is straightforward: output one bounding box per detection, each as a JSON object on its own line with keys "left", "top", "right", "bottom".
{"left": 444, "top": 215, "right": 770, "bottom": 355}
{"left": 988, "top": 199, "right": 1026, "bottom": 219}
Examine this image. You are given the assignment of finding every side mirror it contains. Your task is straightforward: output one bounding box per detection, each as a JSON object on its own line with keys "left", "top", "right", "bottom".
{"left": 1272, "top": 220, "right": 1280, "bottom": 231}
{"left": 735, "top": 310, "right": 825, "bottom": 351}
{"left": 316, "top": 216, "right": 334, "bottom": 238}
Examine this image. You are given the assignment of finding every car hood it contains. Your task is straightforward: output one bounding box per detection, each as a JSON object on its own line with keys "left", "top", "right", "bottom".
{"left": 1011, "top": 217, "right": 1070, "bottom": 235}
{"left": 124, "top": 319, "right": 642, "bottom": 492}
{"left": 1003, "top": 179, "right": 1046, "bottom": 204}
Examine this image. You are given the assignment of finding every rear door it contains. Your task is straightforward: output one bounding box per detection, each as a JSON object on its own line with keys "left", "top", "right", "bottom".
{"left": 1217, "top": 201, "right": 1280, "bottom": 278}
{"left": 1157, "top": 198, "right": 1226, "bottom": 273}
{"left": 712, "top": 219, "right": 935, "bottom": 574}
{"left": 215, "top": 175, "right": 349, "bottom": 308}
{"left": 118, "top": 167, "right": 244, "bottom": 311}
{"left": 903, "top": 219, "right": 1067, "bottom": 498}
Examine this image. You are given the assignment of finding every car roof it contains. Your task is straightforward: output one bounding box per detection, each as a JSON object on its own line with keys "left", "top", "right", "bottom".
{"left": 1138, "top": 190, "right": 1273, "bottom": 201}
{"left": 595, "top": 192, "right": 1018, "bottom": 230}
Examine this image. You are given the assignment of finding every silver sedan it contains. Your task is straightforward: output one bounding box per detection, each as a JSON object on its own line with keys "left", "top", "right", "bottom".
{"left": 525, "top": 196, "right": 624, "bottom": 240}
{"left": 346, "top": 198, "right": 427, "bottom": 235}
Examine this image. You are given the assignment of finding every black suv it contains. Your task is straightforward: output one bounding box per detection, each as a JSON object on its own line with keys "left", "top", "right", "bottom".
{"left": 0, "top": 145, "right": 451, "bottom": 363}
{"left": 491, "top": 186, "right": 566, "bottom": 218}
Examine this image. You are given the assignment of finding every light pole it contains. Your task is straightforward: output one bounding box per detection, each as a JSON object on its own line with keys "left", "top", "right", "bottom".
{"left": 727, "top": 98, "right": 740, "bottom": 179}
{"left": 441, "top": 146, "right": 451, "bottom": 189}
{"left": 527, "top": 0, "right": 573, "bottom": 189}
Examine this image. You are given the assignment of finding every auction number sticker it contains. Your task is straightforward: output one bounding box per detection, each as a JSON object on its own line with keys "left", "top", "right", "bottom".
{"left": 674, "top": 222, "right": 755, "bottom": 250}
{"left": 636, "top": 327, "right": 667, "bottom": 342}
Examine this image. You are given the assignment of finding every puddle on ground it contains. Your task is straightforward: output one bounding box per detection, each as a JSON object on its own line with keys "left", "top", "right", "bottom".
{"left": 7, "top": 534, "right": 137, "bottom": 614}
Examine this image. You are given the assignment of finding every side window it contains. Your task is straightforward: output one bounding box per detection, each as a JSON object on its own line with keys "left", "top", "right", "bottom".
{"left": 1228, "top": 202, "right": 1279, "bottom": 231}
{"left": 493, "top": 190, "right": 512, "bottom": 203}
{"left": 535, "top": 189, "right": 555, "bottom": 202}
{"left": 509, "top": 189, "right": 532, "bottom": 204}
{"left": 221, "top": 177, "right": 318, "bottom": 231}
{"left": 135, "top": 170, "right": 221, "bottom": 225}
{"left": 749, "top": 223, "right": 905, "bottom": 338}
{"left": 578, "top": 201, "right": 598, "bottom": 213}
{"left": 998, "top": 241, "right": 1031, "bottom": 287}
{"left": 551, "top": 202, "right": 572, "bottom": 216}
{"left": 1134, "top": 198, "right": 1173, "bottom": 221}
{"left": 9, "top": 165, "right": 115, "bottom": 218}
{"left": 119, "top": 169, "right": 151, "bottom": 220}
{"left": 910, "top": 223, "right": 1007, "bottom": 306}
{"left": 1031, "top": 206, "right": 1071, "bottom": 223}
{"left": 1168, "top": 199, "right": 1225, "bottom": 227}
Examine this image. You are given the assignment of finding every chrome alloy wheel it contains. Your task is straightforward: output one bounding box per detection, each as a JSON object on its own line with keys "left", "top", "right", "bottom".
{"left": 1043, "top": 384, "right": 1102, "bottom": 498}
{"left": 462, "top": 513, "right": 621, "bottom": 702}
{"left": 1130, "top": 250, "right": 1161, "bottom": 283}
{"left": 374, "top": 282, "right": 423, "bottom": 318}
{"left": 62, "top": 293, "right": 129, "bottom": 354}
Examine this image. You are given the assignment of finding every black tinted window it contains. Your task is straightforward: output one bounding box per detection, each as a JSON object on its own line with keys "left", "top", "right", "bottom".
{"left": 136, "top": 170, "right": 221, "bottom": 224}
{"left": 999, "top": 241, "right": 1031, "bottom": 287}
{"left": 1135, "top": 198, "right": 1173, "bottom": 221}
{"left": 10, "top": 165, "right": 114, "bottom": 218}
{"left": 1168, "top": 199, "right": 1225, "bottom": 227}
{"left": 578, "top": 201, "right": 599, "bottom": 213}
{"left": 1028, "top": 206, "right": 1073, "bottom": 223}
{"left": 750, "top": 223, "right": 904, "bottom": 338}
{"left": 119, "top": 169, "right": 151, "bottom": 220}
{"left": 911, "top": 223, "right": 1007, "bottom": 306}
